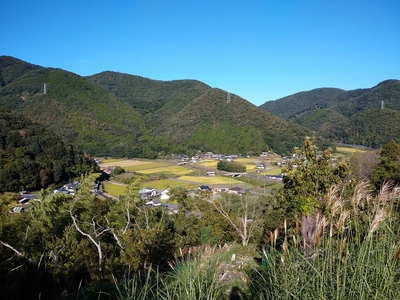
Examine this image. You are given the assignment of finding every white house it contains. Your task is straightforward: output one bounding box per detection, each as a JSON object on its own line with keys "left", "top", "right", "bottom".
{"left": 160, "top": 188, "right": 170, "bottom": 201}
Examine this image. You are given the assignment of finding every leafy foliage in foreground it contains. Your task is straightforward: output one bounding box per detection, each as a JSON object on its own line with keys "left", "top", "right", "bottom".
{"left": 0, "top": 109, "right": 98, "bottom": 192}
{"left": 371, "top": 140, "right": 400, "bottom": 190}
{"left": 1, "top": 140, "right": 400, "bottom": 299}
{"left": 247, "top": 182, "right": 400, "bottom": 300}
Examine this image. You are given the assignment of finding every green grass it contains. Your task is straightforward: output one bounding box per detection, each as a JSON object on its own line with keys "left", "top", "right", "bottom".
{"left": 247, "top": 182, "right": 400, "bottom": 300}
{"left": 104, "top": 182, "right": 127, "bottom": 197}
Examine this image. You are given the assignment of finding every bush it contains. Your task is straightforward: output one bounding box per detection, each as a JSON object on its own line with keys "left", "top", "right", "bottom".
{"left": 217, "top": 160, "right": 246, "bottom": 173}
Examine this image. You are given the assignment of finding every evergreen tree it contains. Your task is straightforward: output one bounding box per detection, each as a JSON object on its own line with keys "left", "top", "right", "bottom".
{"left": 371, "top": 140, "right": 400, "bottom": 190}
{"left": 280, "top": 136, "right": 348, "bottom": 252}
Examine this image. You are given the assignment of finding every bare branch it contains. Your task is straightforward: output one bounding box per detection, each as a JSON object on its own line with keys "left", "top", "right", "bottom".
{"left": 7, "top": 264, "right": 25, "bottom": 274}
{"left": 69, "top": 210, "right": 103, "bottom": 271}
{"left": 0, "top": 240, "right": 31, "bottom": 262}
{"left": 123, "top": 202, "right": 130, "bottom": 234}
{"left": 213, "top": 201, "right": 246, "bottom": 244}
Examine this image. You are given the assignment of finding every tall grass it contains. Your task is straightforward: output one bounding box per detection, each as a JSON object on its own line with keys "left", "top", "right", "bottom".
{"left": 90, "top": 182, "right": 400, "bottom": 300}
{"left": 110, "top": 251, "right": 223, "bottom": 300}
{"left": 248, "top": 182, "right": 400, "bottom": 299}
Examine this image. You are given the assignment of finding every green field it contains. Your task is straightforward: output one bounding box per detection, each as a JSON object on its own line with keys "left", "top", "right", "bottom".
{"left": 198, "top": 160, "right": 218, "bottom": 168}
{"left": 136, "top": 165, "right": 194, "bottom": 175}
{"left": 100, "top": 148, "right": 361, "bottom": 199}
{"left": 178, "top": 175, "right": 243, "bottom": 185}
{"left": 141, "top": 179, "right": 199, "bottom": 190}
{"left": 124, "top": 162, "right": 170, "bottom": 171}
{"left": 336, "top": 146, "right": 366, "bottom": 153}
{"left": 103, "top": 182, "right": 126, "bottom": 197}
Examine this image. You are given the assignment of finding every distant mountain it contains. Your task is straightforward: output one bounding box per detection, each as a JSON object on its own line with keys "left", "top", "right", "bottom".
{"left": 151, "top": 88, "right": 315, "bottom": 155}
{"left": 0, "top": 56, "right": 324, "bottom": 157}
{"left": 0, "top": 56, "right": 147, "bottom": 157}
{"left": 260, "top": 80, "right": 400, "bottom": 147}
{"left": 86, "top": 71, "right": 211, "bottom": 116}
{"left": 87, "top": 72, "right": 319, "bottom": 154}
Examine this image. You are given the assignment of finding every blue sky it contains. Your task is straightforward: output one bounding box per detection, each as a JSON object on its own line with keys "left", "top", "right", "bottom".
{"left": 1, "top": 1, "right": 399, "bottom": 106}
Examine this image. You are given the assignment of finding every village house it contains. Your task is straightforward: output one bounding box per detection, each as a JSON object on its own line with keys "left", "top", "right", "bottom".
{"left": 139, "top": 187, "right": 158, "bottom": 200}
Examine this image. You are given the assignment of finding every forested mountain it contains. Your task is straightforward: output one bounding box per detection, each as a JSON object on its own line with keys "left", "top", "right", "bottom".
{"left": 1, "top": 57, "right": 148, "bottom": 157}
{"left": 86, "top": 71, "right": 211, "bottom": 118}
{"left": 87, "top": 72, "right": 319, "bottom": 154}
{"left": 0, "top": 56, "right": 322, "bottom": 156}
{"left": 152, "top": 88, "right": 316, "bottom": 154}
{"left": 0, "top": 109, "right": 98, "bottom": 192}
{"left": 260, "top": 80, "right": 400, "bottom": 147}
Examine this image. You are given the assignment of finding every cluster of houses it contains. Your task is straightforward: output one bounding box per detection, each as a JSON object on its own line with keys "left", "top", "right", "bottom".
{"left": 10, "top": 181, "right": 85, "bottom": 214}
{"left": 140, "top": 184, "right": 249, "bottom": 214}
{"left": 175, "top": 152, "right": 239, "bottom": 164}
{"left": 10, "top": 192, "right": 38, "bottom": 213}
{"left": 53, "top": 181, "right": 80, "bottom": 195}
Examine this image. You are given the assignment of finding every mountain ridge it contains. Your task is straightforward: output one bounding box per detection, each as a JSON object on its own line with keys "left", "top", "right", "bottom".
{"left": 260, "top": 79, "right": 400, "bottom": 147}
{"left": 3, "top": 55, "right": 396, "bottom": 156}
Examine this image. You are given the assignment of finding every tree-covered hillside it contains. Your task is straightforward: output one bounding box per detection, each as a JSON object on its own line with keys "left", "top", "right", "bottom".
{"left": 0, "top": 56, "right": 329, "bottom": 157}
{"left": 86, "top": 71, "right": 211, "bottom": 117}
{"left": 260, "top": 80, "right": 400, "bottom": 147}
{"left": 0, "top": 56, "right": 148, "bottom": 157}
{"left": 155, "top": 88, "right": 321, "bottom": 154}
{"left": 0, "top": 109, "right": 98, "bottom": 192}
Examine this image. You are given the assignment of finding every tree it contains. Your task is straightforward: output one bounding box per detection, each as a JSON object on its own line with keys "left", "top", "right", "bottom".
{"left": 212, "top": 193, "right": 266, "bottom": 246}
{"left": 349, "top": 150, "right": 379, "bottom": 181}
{"left": 371, "top": 140, "right": 400, "bottom": 190}
{"left": 217, "top": 160, "right": 246, "bottom": 173}
{"left": 280, "top": 136, "right": 348, "bottom": 252}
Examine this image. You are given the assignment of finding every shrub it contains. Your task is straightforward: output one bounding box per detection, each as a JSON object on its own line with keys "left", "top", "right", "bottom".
{"left": 217, "top": 160, "right": 246, "bottom": 173}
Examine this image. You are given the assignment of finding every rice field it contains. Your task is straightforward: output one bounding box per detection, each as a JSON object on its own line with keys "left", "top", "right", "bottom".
{"left": 235, "top": 158, "right": 258, "bottom": 164}
{"left": 99, "top": 148, "right": 358, "bottom": 198}
{"left": 336, "top": 146, "right": 366, "bottom": 153}
{"left": 198, "top": 160, "right": 218, "bottom": 168}
{"left": 136, "top": 165, "right": 194, "bottom": 175}
{"left": 103, "top": 182, "right": 127, "bottom": 197}
{"left": 141, "top": 179, "right": 199, "bottom": 190}
{"left": 178, "top": 175, "right": 243, "bottom": 185}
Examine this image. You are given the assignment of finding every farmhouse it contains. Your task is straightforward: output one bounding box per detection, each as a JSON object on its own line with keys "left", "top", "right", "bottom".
{"left": 160, "top": 188, "right": 170, "bottom": 201}
{"left": 139, "top": 187, "right": 158, "bottom": 200}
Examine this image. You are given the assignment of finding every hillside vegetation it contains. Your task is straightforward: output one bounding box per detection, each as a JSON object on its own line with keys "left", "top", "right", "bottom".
{"left": 260, "top": 80, "right": 400, "bottom": 147}
{"left": 0, "top": 56, "right": 323, "bottom": 157}
{"left": 0, "top": 109, "right": 98, "bottom": 192}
